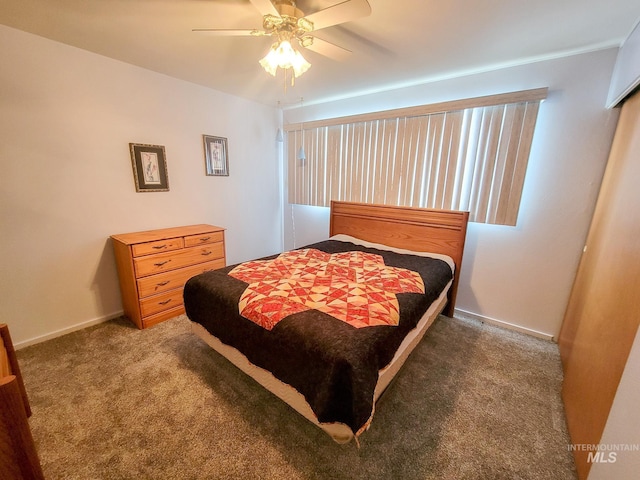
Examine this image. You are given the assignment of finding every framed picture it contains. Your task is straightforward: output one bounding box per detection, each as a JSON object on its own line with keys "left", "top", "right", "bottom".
{"left": 203, "top": 135, "right": 229, "bottom": 176}
{"left": 129, "top": 143, "right": 169, "bottom": 192}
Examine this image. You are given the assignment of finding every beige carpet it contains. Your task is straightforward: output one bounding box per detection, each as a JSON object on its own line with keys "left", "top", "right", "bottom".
{"left": 17, "top": 314, "right": 577, "bottom": 479}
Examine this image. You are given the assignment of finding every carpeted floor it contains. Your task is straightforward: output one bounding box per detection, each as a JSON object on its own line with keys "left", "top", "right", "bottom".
{"left": 17, "top": 314, "right": 577, "bottom": 479}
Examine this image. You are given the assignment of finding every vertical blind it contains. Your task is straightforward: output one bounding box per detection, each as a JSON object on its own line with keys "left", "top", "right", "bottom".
{"left": 286, "top": 89, "right": 546, "bottom": 225}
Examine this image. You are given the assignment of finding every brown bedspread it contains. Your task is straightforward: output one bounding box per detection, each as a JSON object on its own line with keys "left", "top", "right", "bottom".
{"left": 183, "top": 239, "right": 453, "bottom": 435}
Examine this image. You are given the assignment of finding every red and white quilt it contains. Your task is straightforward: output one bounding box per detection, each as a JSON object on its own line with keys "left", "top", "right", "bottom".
{"left": 229, "top": 248, "right": 425, "bottom": 330}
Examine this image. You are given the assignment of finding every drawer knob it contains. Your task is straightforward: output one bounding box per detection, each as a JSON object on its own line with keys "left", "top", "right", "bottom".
{"left": 201, "top": 251, "right": 212, "bottom": 256}
{"left": 152, "top": 244, "right": 167, "bottom": 250}
{"left": 200, "top": 237, "right": 211, "bottom": 242}
{"left": 157, "top": 281, "right": 170, "bottom": 286}
{"left": 154, "top": 260, "right": 171, "bottom": 267}
{"left": 158, "top": 299, "right": 172, "bottom": 305}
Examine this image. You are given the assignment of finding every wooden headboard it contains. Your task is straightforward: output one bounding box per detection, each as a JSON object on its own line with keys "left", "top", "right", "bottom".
{"left": 329, "top": 201, "right": 469, "bottom": 317}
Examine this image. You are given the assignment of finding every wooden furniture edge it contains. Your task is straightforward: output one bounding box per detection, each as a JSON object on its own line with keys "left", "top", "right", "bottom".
{"left": 111, "top": 224, "right": 224, "bottom": 245}
{"left": 0, "top": 324, "right": 30, "bottom": 417}
{"left": 0, "top": 323, "right": 45, "bottom": 479}
{"left": 110, "top": 240, "right": 143, "bottom": 328}
{"left": 329, "top": 201, "right": 469, "bottom": 317}
{"left": 0, "top": 376, "right": 44, "bottom": 480}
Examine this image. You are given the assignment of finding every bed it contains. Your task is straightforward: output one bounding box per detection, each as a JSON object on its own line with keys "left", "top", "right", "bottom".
{"left": 184, "top": 201, "right": 469, "bottom": 443}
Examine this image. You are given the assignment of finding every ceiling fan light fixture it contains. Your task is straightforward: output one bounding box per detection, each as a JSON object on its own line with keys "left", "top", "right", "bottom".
{"left": 259, "top": 46, "right": 280, "bottom": 76}
{"left": 259, "top": 38, "right": 311, "bottom": 80}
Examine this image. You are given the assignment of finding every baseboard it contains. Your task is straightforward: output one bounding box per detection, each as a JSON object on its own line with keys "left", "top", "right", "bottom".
{"left": 14, "top": 310, "right": 124, "bottom": 350}
{"left": 15, "top": 308, "right": 553, "bottom": 348}
{"left": 453, "top": 308, "right": 555, "bottom": 342}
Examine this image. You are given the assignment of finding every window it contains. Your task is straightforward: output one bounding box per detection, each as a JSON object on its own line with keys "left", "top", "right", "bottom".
{"left": 285, "top": 88, "right": 547, "bottom": 225}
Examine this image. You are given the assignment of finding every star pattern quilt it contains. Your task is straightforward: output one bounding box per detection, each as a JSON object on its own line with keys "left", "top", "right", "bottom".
{"left": 228, "top": 248, "right": 425, "bottom": 330}
{"left": 184, "top": 239, "right": 453, "bottom": 437}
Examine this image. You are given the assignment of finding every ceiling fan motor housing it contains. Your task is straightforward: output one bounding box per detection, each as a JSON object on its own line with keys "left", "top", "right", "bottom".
{"left": 276, "top": 2, "right": 305, "bottom": 19}
{"left": 263, "top": 1, "right": 314, "bottom": 44}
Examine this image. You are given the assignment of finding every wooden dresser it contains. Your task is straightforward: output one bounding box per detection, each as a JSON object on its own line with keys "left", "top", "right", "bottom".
{"left": 111, "top": 224, "right": 226, "bottom": 329}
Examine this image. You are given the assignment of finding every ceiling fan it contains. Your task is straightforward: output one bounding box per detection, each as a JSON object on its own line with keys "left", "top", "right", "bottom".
{"left": 194, "top": 0, "right": 372, "bottom": 83}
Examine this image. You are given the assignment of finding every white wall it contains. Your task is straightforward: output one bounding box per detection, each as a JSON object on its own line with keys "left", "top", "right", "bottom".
{"left": 282, "top": 48, "right": 621, "bottom": 339}
{"left": 0, "top": 25, "right": 282, "bottom": 346}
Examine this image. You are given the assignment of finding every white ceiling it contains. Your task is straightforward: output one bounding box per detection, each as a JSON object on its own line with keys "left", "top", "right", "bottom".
{"left": 2, "top": 0, "right": 640, "bottom": 108}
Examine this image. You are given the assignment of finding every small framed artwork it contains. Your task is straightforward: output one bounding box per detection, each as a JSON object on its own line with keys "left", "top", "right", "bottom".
{"left": 203, "top": 135, "right": 229, "bottom": 176}
{"left": 129, "top": 143, "right": 169, "bottom": 192}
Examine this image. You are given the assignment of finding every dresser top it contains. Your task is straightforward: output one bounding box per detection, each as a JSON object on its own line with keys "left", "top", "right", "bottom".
{"left": 111, "top": 224, "right": 224, "bottom": 245}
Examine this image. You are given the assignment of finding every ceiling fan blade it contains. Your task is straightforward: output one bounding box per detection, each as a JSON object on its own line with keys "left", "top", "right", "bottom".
{"left": 192, "top": 29, "right": 266, "bottom": 37}
{"left": 303, "top": 36, "right": 351, "bottom": 62}
{"left": 303, "top": 0, "right": 371, "bottom": 31}
{"left": 249, "top": 0, "right": 280, "bottom": 17}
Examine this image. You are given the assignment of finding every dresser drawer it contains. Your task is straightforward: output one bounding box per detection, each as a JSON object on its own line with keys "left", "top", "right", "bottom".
{"left": 132, "top": 237, "right": 184, "bottom": 257}
{"left": 134, "top": 243, "right": 225, "bottom": 277}
{"left": 142, "top": 305, "right": 185, "bottom": 329}
{"left": 184, "top": 231, "right": 224, "bottom": 247}
{"left": 139, "top": 289, "right": 184, "bottom": 317}
{"left": 136, "top": 258, "right": 225, "bottom": 298}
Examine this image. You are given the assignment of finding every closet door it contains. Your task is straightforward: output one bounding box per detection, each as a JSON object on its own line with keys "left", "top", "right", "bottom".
{"left": 558, "top": 91, "right": 640, "bottom": 480}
